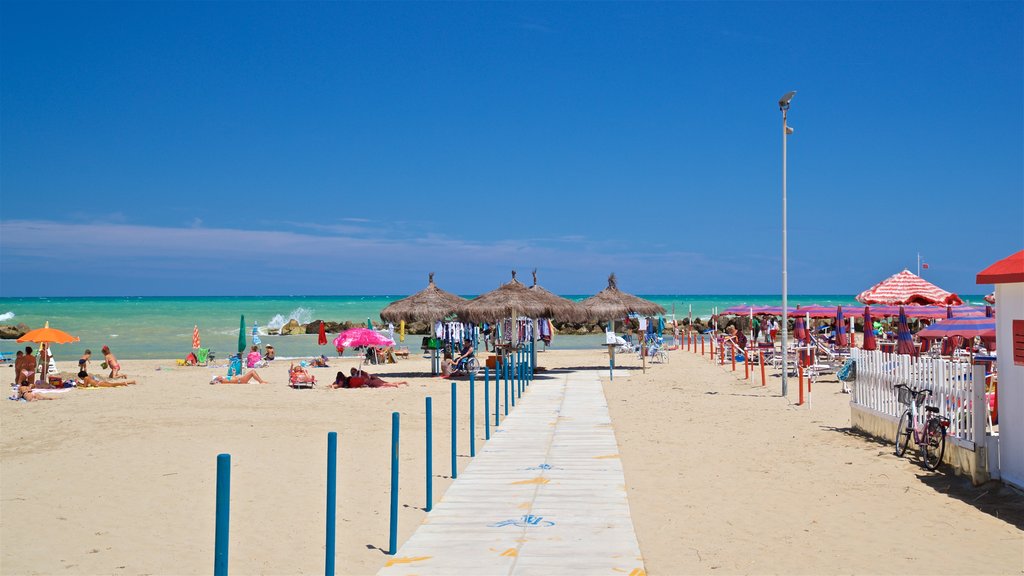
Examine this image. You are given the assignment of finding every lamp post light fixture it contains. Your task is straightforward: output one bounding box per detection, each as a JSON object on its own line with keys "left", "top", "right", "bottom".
{"left": 779, "top": 90, "right": 795, "bottom": 398}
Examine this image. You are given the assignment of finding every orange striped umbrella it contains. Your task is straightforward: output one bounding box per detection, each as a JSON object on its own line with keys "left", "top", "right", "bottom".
{"left": 17, "top": 321, "right": 80, "bottom": 344}
{"left": 193, "top": 324, "right": 201, "bottom": 349}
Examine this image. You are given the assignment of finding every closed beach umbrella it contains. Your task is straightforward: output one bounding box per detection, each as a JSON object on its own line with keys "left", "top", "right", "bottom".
{"left": 318, "top": 321, "right": 327, "bottom": 346}
{"left": 252, "top": 322, "right": 262, "bottom": 346}
{"left": 793, "top": 316, "right": 808, "bottom": 341}
{"left": 835, "top": 305, "right": 847, "bottom": 347}
{"left": 895, "top": 307, "right": 917, "bottom": 356}
{"left": 238, "top": 315, "right": 246, "bottom": 355}
{"left": 862, "top": 307, "right": 877, "bottom": 351}
{"left": 192, "top": 324, "right": 201, "bottom": 349}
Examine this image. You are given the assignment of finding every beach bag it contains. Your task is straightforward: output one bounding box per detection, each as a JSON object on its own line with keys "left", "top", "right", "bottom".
{"left": 838, "top": 359, "right": 857, "bottom": 382}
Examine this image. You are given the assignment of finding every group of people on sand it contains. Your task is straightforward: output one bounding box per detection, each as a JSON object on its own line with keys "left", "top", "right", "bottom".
{"left": 11, "top": 345, "right": 136, "bottom": 402}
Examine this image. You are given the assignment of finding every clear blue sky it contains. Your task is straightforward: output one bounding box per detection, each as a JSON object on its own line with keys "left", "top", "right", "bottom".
{"left": 1, "top": 1, "right": 1021, "bottom": 296}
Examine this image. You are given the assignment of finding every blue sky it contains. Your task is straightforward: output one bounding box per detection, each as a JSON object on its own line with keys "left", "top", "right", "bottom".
{"left": 1, "top": 1, "right": 1021, "bottom": 297}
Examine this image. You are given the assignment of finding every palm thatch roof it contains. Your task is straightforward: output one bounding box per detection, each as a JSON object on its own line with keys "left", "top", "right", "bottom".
{"left": 380, "top": 272, "right": 467, "bottom": 324}
{"left": 457, "top": 271, "right": 558, "bottom": 324}
{"left": 579, "top": 273, "right": 666, "bottom": 319}
{"left": 528, "top": 269, "right": 586, "bottom": 322}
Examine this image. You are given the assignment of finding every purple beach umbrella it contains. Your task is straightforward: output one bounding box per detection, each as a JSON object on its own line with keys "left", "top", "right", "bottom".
{"left": 835, "top": 305, "right": 848, "bottom": 347}
{"left": 895, "top": 306, "right": 918, "bottom": 357}
{"left": 862, "top": 306, "right": 876, "bottom": 351}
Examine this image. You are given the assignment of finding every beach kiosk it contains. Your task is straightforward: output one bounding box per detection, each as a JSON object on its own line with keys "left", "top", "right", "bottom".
{"left": 977, "top": 250, "right": 1024, "bottom": 490}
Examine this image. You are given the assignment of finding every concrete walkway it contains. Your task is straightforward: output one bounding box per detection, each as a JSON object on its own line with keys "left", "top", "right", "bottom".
{"left": 378, "top": 370, "right": 645, "bottom": 576}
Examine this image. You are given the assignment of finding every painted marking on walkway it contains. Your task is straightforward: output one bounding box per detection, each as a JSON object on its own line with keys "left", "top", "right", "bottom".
{"left": 378, "top": 370, "right": 645, "bottom": 576}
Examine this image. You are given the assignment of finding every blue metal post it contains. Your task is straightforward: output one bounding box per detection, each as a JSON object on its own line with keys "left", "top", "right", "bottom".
{"left": 469, "top": 373, "right": 476, "bottom": 457}
{"left": 388, "top": 412, "right": 400, "bottom": 555}
{"left": 510, "top": 354, "right": 516, "bottom": 407}
{"left": 483, "top": 369, "right": 490, "bottom": 440}
{"left": 451, "top": 381, "right": 457, "bottom": 479}
{"left": 214, "top": 453, "right": 230, "bottom": 576}
{"left": 326, "top": 433, "right": 337, "bottom": 576}
{"left": 425, "top": 397, "right": 433, "bottom": 512}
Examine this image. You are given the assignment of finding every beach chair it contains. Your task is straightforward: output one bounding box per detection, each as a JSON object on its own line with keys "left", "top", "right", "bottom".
{"left": 196, "top": 348, "right": 211, "bottom": 366}
{"left": 289, "top": 367, "right": 316, "bottom": 389}
{"left": 0, "top": 351, "right": 14, "bottom": 366}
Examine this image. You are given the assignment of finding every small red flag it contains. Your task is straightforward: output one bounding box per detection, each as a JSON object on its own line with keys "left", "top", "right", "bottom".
{"left": 922, "top": 263, "right": 929, "bottom": 270}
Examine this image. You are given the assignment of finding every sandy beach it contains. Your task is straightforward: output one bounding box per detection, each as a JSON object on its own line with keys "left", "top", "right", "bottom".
{"left": 2, "top": 348, "right": 1021, "bottom": 575}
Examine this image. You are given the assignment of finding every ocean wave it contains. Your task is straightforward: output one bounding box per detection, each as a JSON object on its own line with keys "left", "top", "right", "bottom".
{"left": 266, "top": 307, "right": 315, "bottom": 330}
{"left": 0, "top": 311, "right": 14, "bottom": 322}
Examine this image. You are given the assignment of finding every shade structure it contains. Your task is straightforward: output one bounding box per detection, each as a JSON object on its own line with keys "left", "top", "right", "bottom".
{"left": 192, "top": 324, "right": 201, "bottom": 349}
{"left": 318, "top": 321, "right": 327, "bottom": 346}
{"left": 332, "top": 328, "right": 394, "bottom": 349}
{"left": 17, "top": 322, "right": 80, "bottom": 345}
{"left": 976, "top": 249, "right": 1024, "bottom": 284}
{"left": 895, "top": 307, "right": 918, "bottom": 356}
{"left": 457, "top": 271, "right": 562, "bottom": 324}
{"left": 238, "top": 315, "right": 246, "bottom": 355}
{"left": 721, "top": 304, "right": 779, "bottom": 316}
{"left": 862, "top": 307, "right": 877, "bottom": 350}
{"left": 918, "top": 316, "right": 996, "bottom": 340}
{"left": 527, "top": 270, "right": 586, "bottom": 323}
{"left": 380, "top": 273, "right": 467, "bottom": 324}
{"left": 792, "top": 316, "right": 808, "bottom": 341}
{"left": 578, "top": 273, "right": 666, "bottom": 321}
{"left": 857, "top": 269, "right": 962, "bottom": 306}
{"left": 835, "top": 306, "right": 848, "bottom": 347}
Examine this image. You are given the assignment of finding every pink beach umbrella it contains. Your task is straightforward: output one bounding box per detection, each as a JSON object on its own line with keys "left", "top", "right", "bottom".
{"left": 835, "top": 305, "right": 848, "bottom": 347}
{"left": 332, "top": 327, "right": 395, "bottom": 349}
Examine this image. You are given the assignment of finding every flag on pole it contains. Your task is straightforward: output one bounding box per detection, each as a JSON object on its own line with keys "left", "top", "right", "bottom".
{"left": 192, "top": 324, "right": 201, "bottom": 349}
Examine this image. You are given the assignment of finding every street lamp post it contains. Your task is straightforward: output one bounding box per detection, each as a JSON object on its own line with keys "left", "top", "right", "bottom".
{"left": 779, "top": 90, "right": 795, "bottom": 398}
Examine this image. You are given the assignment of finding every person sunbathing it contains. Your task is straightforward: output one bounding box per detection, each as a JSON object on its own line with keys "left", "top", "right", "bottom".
{"left": 77, "top": 362, "right": 136, "bottom": 387}
{"left": 210, "top": 370, "right": 268, "bottom": 384}
{"left": 348, "top": 367, "right": 407, "bottom": 388}
{"left": 289, "top": 363, "right": 316, "bottom": 385}
{"left": 14, "top": 382, "right": 59, "bottom": 401}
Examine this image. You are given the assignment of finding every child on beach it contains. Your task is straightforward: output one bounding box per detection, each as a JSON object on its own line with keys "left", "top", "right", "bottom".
{"left": 77, "top": 359, "right": 137, "bottom": 387}
{"left": 13, "top": 350, "right": 23, "bottom": 384}
{"left": 101, "top": 346, "right": 126, "bottom": 379}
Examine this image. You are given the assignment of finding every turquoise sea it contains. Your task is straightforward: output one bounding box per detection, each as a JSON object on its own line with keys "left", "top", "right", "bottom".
{"left": 0, "top": 294, "right": 987, "bottom": 360}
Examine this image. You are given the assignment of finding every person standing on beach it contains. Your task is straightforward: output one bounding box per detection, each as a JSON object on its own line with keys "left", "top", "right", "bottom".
{"left": 13, "top": 350, "right": 24, "bottom": 385}
{"left": 101, "top": 345, "right": 126, "bottom": 379}
{"left": 17, "top": 347, "right": 37, "bottom": 386}
{"left": 752, "top": 316, "right": 762, "bottom": 343}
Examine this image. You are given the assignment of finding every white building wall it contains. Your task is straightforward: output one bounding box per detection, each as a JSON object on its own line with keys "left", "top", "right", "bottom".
{"left": 995, "top": 282, "right": 1024, "bottom": 490}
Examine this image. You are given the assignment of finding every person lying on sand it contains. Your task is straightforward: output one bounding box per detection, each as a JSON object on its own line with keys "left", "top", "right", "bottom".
{"left": 289, "top": 363, "right": 316, "bottom": 384}
{"left": 77, "top": 360, "right": 136, "bottom": 387}
{"left": 210, "top": 370, "right": 268, "bottom": 385}
{"left": 14, "top": 382, "right": 59, "bottom": 401}
{"left": 348, "top": 367, "right": 407, "bottom": 388}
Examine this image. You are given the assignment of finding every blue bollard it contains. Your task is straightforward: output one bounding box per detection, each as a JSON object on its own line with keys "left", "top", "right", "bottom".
{"left": 214, "top": 454, "right": 230, "bottom": 576}
{"left": 388, "top": 412, "right": 400, "bottom": 555}
{"left": 451, "top": 382, "right": 457, "bottom": 479}
{"left": 510, "top": 356, "right": 516, "bottom": 407}
{"left": 469, "top": 373, "right": 476, "bottom": 457}
{"left": 483, "top": 369, "right": 490, "bottom": 440}
{"left": 503, "top": 356, "right": 509, "bottom": 413}
{"left": 425, "top": 397, "right": 433, "bottom": 512}
{"left": 326, "top": 433, "right": 337, "bottom": 576}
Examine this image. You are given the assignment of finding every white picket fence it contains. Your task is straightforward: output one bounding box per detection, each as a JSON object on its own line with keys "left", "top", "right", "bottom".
{"left": 851, "top": 348, "right": 977, "bottom": 446}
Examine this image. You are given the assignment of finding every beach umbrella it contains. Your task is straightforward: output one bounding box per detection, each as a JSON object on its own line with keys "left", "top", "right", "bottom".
{"left": 17, "top": 321, "right": 80, "bottom": 387}
{"left": 332, "top": 327, "right": 395, "bottom": 349}
{"left": 792, "top": 316, "right": 808, "bottom": 341}
{"left": 918, "top": 316, "right": 996, "bottom": 340}
{"left": 578, "top": 273, "right": 666, "bottom": 321}
{"left": 862, "top": 307, "right": 877, "bottom": 351}
{"left": 366, "top": 318, "right": 372, "bottom": 329}
{"left": 528, "top": 270, "right": 586, "bottom": 322}
{"left": 835, "top": 306, "right": 848, "bottom": 347}
{"left": 895, "top": 307, "right": 917, "bottom": 356}
{"left": 192, "top": 324, "right": 201, "bottom": 349}
{"left": 252, "top": 322, "right": 262, "bottom": 346}
{"left": 318, "top": 321, "right": 327, "bottom": 346}
{"left": 238, "top": 315, "right": 246, "bottom": 355}
{"left": 380, "top": 272, "right": 468, "bottom": 325}
{"left": 457, "top": 271, "right": 560, "bottom": 326}
{"left": 856, "top": 269, "right": 962, "bottom": 306}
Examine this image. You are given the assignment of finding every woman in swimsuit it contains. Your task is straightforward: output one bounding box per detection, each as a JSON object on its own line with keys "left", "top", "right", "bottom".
{"left": 16, "top": 382, "right": 58, "bottom": 401}
{"left": 101, "top": 346, "right": 126, "bottom": 379}
{"left": 348, "top": 367, "right": 407, "bottom": 388}
{"left": 78, "top": 360, "right": 136, "bottom": 387}
{"left": 211, "top": 370, "right": 268, "bottom": 384}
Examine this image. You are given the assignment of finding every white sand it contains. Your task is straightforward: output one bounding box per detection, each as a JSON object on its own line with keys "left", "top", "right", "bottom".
{"left": 1, "top": 347, "right": 1021, "bottom": 575}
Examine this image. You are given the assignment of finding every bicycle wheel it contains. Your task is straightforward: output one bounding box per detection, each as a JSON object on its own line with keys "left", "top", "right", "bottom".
{"left": 923, "top": 419, "right": 946, "bottom": 471}
{"left": 895, "top": 412, "right": 912, "bottom": 457}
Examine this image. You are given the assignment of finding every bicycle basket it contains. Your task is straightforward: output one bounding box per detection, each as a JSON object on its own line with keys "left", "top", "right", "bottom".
{"left": 895, "top": 385, "right": 927, "bottom": 406}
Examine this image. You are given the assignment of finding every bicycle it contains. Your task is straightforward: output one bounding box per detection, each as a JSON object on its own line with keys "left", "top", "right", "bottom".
{"left": 893, "top": 384, "right": 949, "bottom": 470}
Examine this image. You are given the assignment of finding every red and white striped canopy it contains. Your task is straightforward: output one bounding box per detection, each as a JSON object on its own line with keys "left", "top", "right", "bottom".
{"left": 856, "top": 269, "right": 963, "bottom": 306}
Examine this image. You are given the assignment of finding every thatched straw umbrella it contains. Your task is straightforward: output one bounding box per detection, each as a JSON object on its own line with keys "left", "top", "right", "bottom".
{"left": 380, "top": 272, "right": 466, "bottom": 324}
{"left": 579, "top": 273, "right": 665, "bottom": 320}
{"left": 457, "top": 271, "right": 551, "bottom": 326}
{"left": 528, "top": 269, "right": 586, "bottom": 323}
